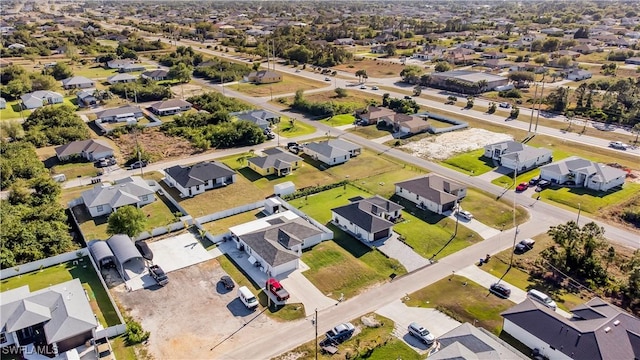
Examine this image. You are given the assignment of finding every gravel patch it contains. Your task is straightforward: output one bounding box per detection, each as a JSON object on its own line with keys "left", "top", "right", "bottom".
{"left": 401, "top": 129, "right": 513, "bottom": 160}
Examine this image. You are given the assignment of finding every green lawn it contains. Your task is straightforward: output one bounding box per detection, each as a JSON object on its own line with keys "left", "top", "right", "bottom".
{"left": 461, "top": 188, "right": 529, "bottom": 229}
{"left": 538, "top": 183, "right": 640, "bottom": 214}
{"left": 0, "top": 101, "right": 30, "bottom": 120}
{"left": 51, "top": 161, "right": 102, "bottom": 179}
{"left": 201, "top": 209, "right": 264, "bottom": 235}
{"left": 441, "top": 149, "right": 495, "bottom": 176}
{"left": 111, "top": 335, "right": 138, "bottom": 360}
{"left": 480, "top": 233, "right": 588, "bottom": 312}
{"left": 277, "top": 314, "right": 421, "bottom": 360}
{"left": 273, "top": 119, "right": 316, "bottom": 138}
{"left": 319, "top": 114, "right": 356, "bottom": 127}
{"left": 405, "top": 275, "right": 514, "bottom": 335}
{"left": 73, "top": 65, "right": 119, "bottom": 79}
{"left": 347, "top": 125, "right": 391, "bottom": 139}
{"left": 288, "top": 184, "right": 369, "bottom": 223}
{"left": 235, "top": 73, "right": 326, "bottom": 97}
{"left": 0, "top": 256, "right": 120, "bottom": 328}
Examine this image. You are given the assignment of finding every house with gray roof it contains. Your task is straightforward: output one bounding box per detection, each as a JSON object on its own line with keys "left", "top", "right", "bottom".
{"left": 141, "top": 69, "right": 169, "bottom": 81}
{"left": 61, "top": 76, "right": 94, "bottom": 90}
{"left": 430, "top": 322, "right": 527, "bottom": 360}
{"left": 106, "top": 59, "right": 134, "bottom": 70}
{"left": 76, "top": 89, "right": 97, "bottom": 107}
{"left": 106, "top": 73, "right": 137, "bottom": 85}
{"left": 0, "top": 278, "right": 97, "bottom": 357}
{"left": 229, "top": 210, "right": 330, "bottom": 276}
{"left": 331, "top": 195, "right": 403, "bottom": 242}
{"left": 55, "top": 139, "right": 114, "bottom": 161}
{"left": 81, "top": 176, "right": 156, "bottom": 218}
{"left": 164, "top": 161, "right": 236, "bottom": 198}
{"left": 247, "top": 147, "right": 302, "bottom": 177}
{"left": 20, "top": 90, "right": 63, "bottom": 109}
{"left": 302, "top": 139, "right": 361, "bottom": 166}
{"left": 149, "top": 99, "right": 192, "bottom": 116}
{"left": 395, "top": 174, "right": 467, "bottom": 214}
{"left": 230, "top": 109, "right": 281, "bottom": 130}
{"left": 539, "top": 156, "right": 626, "bottom": 192}
{"left": 484, "top": 140, "right": 552, "bottom": 172}
{"left": 501, "top": 297, "right": 640, "bottom": 360}
{"left": 95, "top": 105, "right": 143, "bottom": 123}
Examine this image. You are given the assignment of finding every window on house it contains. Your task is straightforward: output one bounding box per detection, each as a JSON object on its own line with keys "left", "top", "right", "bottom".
{"left": 416, "top": 194, "right": 419, "bottom": 200}
{"left": 1, "top": 332, "right": 7, "bottom": 343}
{"left": 399, "top": 188, "right": 402, "bottom": 193}
{"left": 141, "top": 195, "right": 148, "bottom": 201}
{"left": 96, "top": 205, "right": 104, "bottom": 212}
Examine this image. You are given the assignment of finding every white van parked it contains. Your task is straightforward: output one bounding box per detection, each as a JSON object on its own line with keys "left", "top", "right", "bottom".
{"left": 527, "top": 289, "right": 557, "bottom": 310}
{"left": 238, "top": 286, "right": 258, "bottom": 310}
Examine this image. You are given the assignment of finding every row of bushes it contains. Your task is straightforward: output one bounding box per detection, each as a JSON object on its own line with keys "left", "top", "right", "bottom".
{"left": 282, "top": 180, "right": 349, "bottom": 201}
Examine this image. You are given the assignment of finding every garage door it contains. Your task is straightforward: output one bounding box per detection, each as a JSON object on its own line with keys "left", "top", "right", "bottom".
{"left": 373, "top": 229, "right": 388, "bottom": 240}
{"left": 442, "top": 201, "right": 455, "bottom": 212}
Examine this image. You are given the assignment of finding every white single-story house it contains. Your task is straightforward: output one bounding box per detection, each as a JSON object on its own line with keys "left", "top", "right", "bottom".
{"left": 484, "top": 140, "right": 553, "bottom": 171}
{"left": 80, "top": 176, "right": 156, "bottom": 218}
{"left": 229, "top": 209, "right": 331, "bottom": 277}
{"left": 501, "top": 297, "right": 640, "bottom": 360}
{"left": 331, "top": 195, "right": 403, "bottom": 242}
{"left": 106, "top": 73, "right": 137, "bottom": 84}
{"left": 20, "top": 90, "right": 63, "bottom": 109}
{"left": 95, "top": 105, "right": 144, "bottom": 123}
{"left": 566, "top": 69, "right": 593, "bottom": 81}
{"left": 61, "top": 76, "right": 95, "bottom": 90}
{"left": 106, "top": 59, "right": 134, "bottom": 70}
{"left": 0, "top": 279, "right": 98, "bottom": 357}
{"left": 55, "top": 139, "right": 114, "bottom": 161}
{"left": 302, "top": 139, "right": 361, "bottom": 166}
{"left": 164, "top": 161, "right": 236, "bottom": 198}
{"left": 148, "top": 99, "right": 192, "bottom": 116}
{"left": 230, "top": 109, "right": 281, "bottom": 130}
{"left": 0, "top": 97, "right": 6, "bottom": 109}
{"left": 539, "top": 156, "right": 626, "bottom": 192}
{"left": 395, "top": 174, "right": 467, "bottom": 214}
{"left": 247, "top": 148, "right": 303, "bottom": 177}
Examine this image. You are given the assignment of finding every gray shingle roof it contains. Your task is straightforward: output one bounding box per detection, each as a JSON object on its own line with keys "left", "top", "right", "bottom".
{"left": 81, "top": 176, "right": 155, "bottom": 209}
{"left": 61, "top": 76, "right": 93, "bottom": 86}
{"left": 248, "top": 148, "right": 302, "bottom": 170}
{"left": 540, "top": 156, "right": 626, "bottom": 182}
{"left": 141, "top": 69, "right": 168, "bottom": 78}
{"left": 95, "top": 105, "right": 143, "bottom": 119}
{"left": 305, "top": 141, "right": 349, "bottom": 159}
{"left": 395, "top": 174, "right": 464, "bottom": 206}
{"left": 149, "top": 99, "right": 191, "bottom": 111}
{"left": 331, "top": 195, "right": 402, "bottom": 233}
{"left": 88, "top": 240, "right": 115, "bottom": 265}
{"left": 431, "top": 322, "right": 527, "bottom": 360}
{"left": 107, "top": 73, "right": 137, "bottom": 83}
{"left": 165, "top": 161, "right": 235, "bottom": 188}
{"left": 55, "top": 139, "right": 113, "bottom": 159}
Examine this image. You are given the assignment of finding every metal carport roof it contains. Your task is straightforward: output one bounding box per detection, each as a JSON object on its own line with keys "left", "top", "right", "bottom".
{"left": 106, "top": 234, "right": 142, "bottom": 266}
{"left": 88, "top": 240, "right": 115, "bottom": 266}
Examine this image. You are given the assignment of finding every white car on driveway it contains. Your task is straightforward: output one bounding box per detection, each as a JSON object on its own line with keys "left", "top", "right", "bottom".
{"left": 455, "top": 210, "right": 473, "bottom": 221}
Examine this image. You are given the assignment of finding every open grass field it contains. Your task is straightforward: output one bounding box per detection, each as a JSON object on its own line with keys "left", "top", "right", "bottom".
{"left": 538, "top": 182, "right": 640, "bottom": 214}
{"left": 0, "top": 100, "right": 30, "bottom": 120}
{"left": 333, "top": 57, "right": 407, "bottom": 78}
{"left": 235, "top": 73, "right": 327, "bottom": 97}
{"left": 72, "top": 65, "right": 119, "bottom": 79}
{"left": 275, "top": 314, "right": 421, "bottom": 360}
{"left": 276, "top": 89, "right": 382, "bottom": 110}
{"left": 404, "top": 275, "right": 514, "bottom": 335}
{"left": 440, "top": 149, "right": 495, "bottom": 176}
{"left": 51, "top": 161, "right": 102, "bottom": 179}
{"left": 201, "top": 209, "right": 264, "bottom": 235}
{"left": 319, "top": 114, "right": 356, "bottom": 127}
{"left": 0, "top": 256, "right": 120, "bottom": 328}
{"left": 273, "top": 119, "right": 317, "bottom": 138}
{"left": 461, "top": 188, "right": 529, "bottom": 229}
{"left": 347, "top": 124, "right": 391, "bottom": 139}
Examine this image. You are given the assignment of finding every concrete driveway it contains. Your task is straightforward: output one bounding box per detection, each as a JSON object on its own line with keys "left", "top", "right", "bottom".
{"left": 376, "top": 299, "right": 460, "bottom": 354}
{"left": 445, "top": 212, "right": 501, "bottom": 240}
{"left": 374, "top": 234, "right": 431, "bottom": 272}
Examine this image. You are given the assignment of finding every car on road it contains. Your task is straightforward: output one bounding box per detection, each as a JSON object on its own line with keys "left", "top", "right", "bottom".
{"left": 404, "top": 95, "right": 412, "bottom": 100}
{"left": 295, "top": 69, "right": 301, "bottom": 73}
{"left": 360, "top": 85, "right": 367, "bottom": 89}
{"left": 326, "top": 322, "right": 355, "bottom": 343}
{"left": 515, "top": 238, "right": 536, "bottom": 253}
{"left": 135, "top": 241, "right": 153, "bottom": 261}
{"left": 324, "top": 77, "right": 331, "bottom": 81}
{"left": 529, "top": 177, "right": 540, "bottom": 186}
{"left": 371, "top": 86, "right": 379, "bottom": 90}
{"left": 220, "top": 275, "right": 235, "bottom": 290}
{"left": 499, "top": 102, "right": 511, "bottom": 108}
{"left": 129, "top": 160, "right": 148, "bottom": 170}
{"left": 407, "top": 322, "right": 435, "bottom": 345}
{"left": 609, "top": 141, "right": 627, "bottom": 150}
{"left": 149, "top": 265, "right": 169, "bottom": 286}
{"left": 455, "top": 209, "right": 473, "bottom": 220}
{"left": 516, "top": 182, "right": 529, "bottom": 192}
{"left": 489, "top": 283, "right": 511, "bottom": 298}
{"left": 535, "top": 179, "right": 551, "bottom": 192}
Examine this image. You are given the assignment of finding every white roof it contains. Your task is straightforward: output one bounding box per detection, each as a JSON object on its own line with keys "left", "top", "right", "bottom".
{"left": 229, "top": 210, "right": 299, "bottom": 236}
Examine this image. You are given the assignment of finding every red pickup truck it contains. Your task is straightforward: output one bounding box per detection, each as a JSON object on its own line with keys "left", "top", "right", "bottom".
{"left": 266, "top": 278, "right": 290, "bottom": 301}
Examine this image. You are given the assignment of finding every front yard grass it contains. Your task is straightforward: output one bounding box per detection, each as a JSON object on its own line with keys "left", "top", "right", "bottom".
{"left": 404, "top": 275, "right": 513, "bottom": 335}
{"left": 347, "top": 124, "right": 391, "bottom": 139}
{"left": 275, "top": 313, "right": 421, "bottom": 360}
{"left": 0, "top": 101, "right": 30, "bottom": 120}
{"left": 319, "top": 114, "right": 356, "bottom": 127}
{"left": 0, "top": 256, "right": 120, "bottom": 328}
{"left": 73, "top": 65, "right": 119, "bottom": 79}
{"left": 273, "top": 119, "right": 316, "bottom": 138}
{"left": 235, "top": 73, "right": 326, "bottom": 97}
{"left": 537, "top": 183, "right": 640, "bottom": 214}
{"left": 51, "top": 161, "right": 102, "bottom": 179}
{"left": 440, "top": 149, "right": 495, "bottom": 176}
{"left": 461, "top": 188, "right": 529, "bottom": 229}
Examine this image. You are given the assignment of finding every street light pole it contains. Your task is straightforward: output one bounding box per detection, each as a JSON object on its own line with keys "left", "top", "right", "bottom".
{"left": 577, "top": 203, "right": 581, "bottom": 225}
{"left": 314, "top": 308, "right": 318, "bottom": 360}
{"left": 509, "top": 154, "right": 519, "bottom": 268}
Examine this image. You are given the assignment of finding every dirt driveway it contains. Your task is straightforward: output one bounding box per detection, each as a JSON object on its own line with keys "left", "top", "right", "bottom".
{"left": 114, "top": 259, "right": 280, "bottom": 359}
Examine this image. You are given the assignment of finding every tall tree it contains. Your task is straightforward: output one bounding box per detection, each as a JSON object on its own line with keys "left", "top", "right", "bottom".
{"left": 107, "top": 206, "right": 147, "bottom": 238}
{"left": 168, "top": 63, "right": 192, "bottom": 83}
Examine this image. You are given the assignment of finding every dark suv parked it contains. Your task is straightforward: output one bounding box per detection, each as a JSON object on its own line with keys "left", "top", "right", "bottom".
{"left": 490, "top": 283, "right": 511, "bottom": 298}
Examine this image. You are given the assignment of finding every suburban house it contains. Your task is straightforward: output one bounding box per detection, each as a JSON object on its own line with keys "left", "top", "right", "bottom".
{"left": 247, "top": 147, "right": 302, "bottom": 177}
{"left": 118, "top": 63, "right": 146, "bottom": 73}
{"left": 106, "top": 73, "right": 137, "bottom": 84}
{"left": 141, "top": 69, "right": 169, "bottom": 81}
{"left": 370, "top": 45, "right": 387, "bottom": 54}
{"left": 95, "top": 105, "right": 144, "bottom": 123}
{"left": 334, "top": 38, "right": 355, "bottom": 45}
{"left": 229, "top": 209, "right": 331, "bottom": 276}
{"left": 164, "top": 161, "right": 236, "bottom": 198}
{"left": 572, "top": 44, "right": 600, "bottom": 55}
{"left": 565, "top": 69, "right": 593, "bottom": 81}
{"left": 106, "top": 59, "right": 134, "bottom": 70}
{"left": 81, "top": 176, "right": 156, "bottom": 218}
{"left": 230, "top": 109, "right": 281, "bottom": 130}
{"left": 246, "top": 70, "right": 282, "bottom": 84}
{"left": 0, "top": 279, "right": 98, "bottom": 357}
{"left": 331, "top": 195, "right": 403, "bottom": 242}
{"left": 355, "top": 105, "right": 396, "bottom": 126}
{"left": 501, "top": 297, "right": 640, "bottom": 360}
{"left": 484, "top": 140, "right": 553, "bottom": 171}
{"left": 20, "top": 90, "right": 63, "bottom": 109}
{"left": 376, "top": 113, "right": 430, "bottom": 135}
{"left": 55, "top": 139, "right": 114, "bottom": 161}
{"left": 430, "top": 322, "right": 527, "bottom": 360}
{"left": 428, "top": 70, "right": 509, "bottom": 93}
{"left": 61, "top": 76, "right": 94, "bottom": 90}
{"left": 302, "top": 139, "right": 361, "bottom": 166}
{"left": 148, "top": 99, "right": 192, "bottom": 116}
{"left": 539, "top": 157, "right": 626, "bottom": 192}
{"left": 395, "top": 174, "right": 467, "bottom": 214}
{"left": 481, "top": 51, "right": 508, "bottom": 59}
{"left": 76, "top": 89, "right": 98, "bottom": 107}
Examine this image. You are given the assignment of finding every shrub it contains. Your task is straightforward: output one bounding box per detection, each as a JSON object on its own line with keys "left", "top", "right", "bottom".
{"left": 125, "top": 317, "right": 150, "bottom": 345}
{"left": 499, "top": 89, "right": 522, "bottom": 98}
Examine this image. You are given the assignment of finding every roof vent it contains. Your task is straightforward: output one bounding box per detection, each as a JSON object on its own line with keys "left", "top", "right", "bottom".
{"left": 604, "top": 326, "right": 611, "bottom": 333}
{"left": 613, "top": 320, "right": 620, "bottom": 326}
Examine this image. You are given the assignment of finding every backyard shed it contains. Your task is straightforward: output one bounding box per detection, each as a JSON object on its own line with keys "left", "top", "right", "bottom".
{"left": 88, "top": 240, "right": 115, "bottom": 269}
{"left": 274, "top": 181, "right": 295, "bottom": 197}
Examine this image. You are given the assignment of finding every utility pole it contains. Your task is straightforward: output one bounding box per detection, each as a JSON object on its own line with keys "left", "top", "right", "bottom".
{"left": 509, "top": 154, "right": 519, "bottom": 268}
{"left": 577, "top": 203, "right": 581, "bottom": 225}
{"left": 534, "top": 81, "right": 545, "bottom": 133}
{"left": 528, "top": 83, "right": 539, "bottom": 135}
{"left": 314, "top": 308, "right": 318, "bottom": 360}
{"left": 220, "top": 67, "right": 225, "bottom": 95}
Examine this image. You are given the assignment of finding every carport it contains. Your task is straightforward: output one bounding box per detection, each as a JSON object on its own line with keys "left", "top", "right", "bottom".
{"left": 107, "top": 234, "right": 145, "bottom": 281}
{"left": 88, "top": 240, "right": 115, "bottom": 269}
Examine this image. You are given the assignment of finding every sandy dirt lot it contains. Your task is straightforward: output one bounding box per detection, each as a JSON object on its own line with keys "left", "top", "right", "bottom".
{"left": 400, "top": 128, "right": 513, "bottom": 160}
{"left": 113, "top": 259, "right": 280, "bottom": 359}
